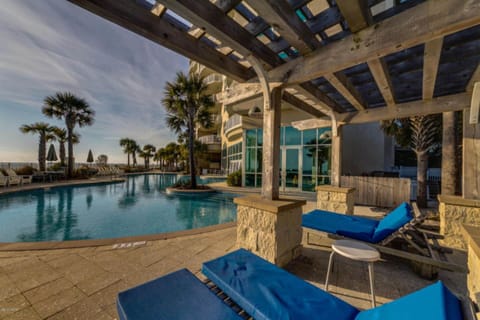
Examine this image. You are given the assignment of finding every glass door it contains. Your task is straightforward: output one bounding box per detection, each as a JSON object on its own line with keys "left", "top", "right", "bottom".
{"left": 280, "top": 147, "right": 301, "bottom": 191}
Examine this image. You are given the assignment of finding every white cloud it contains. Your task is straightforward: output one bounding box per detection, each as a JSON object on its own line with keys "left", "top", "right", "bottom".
{"left": 0, "top": 0, "right": 188, "bottom": 163}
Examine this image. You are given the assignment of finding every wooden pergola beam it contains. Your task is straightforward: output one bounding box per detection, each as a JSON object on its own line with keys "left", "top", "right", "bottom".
{"left": 246, "top": 0, "right": 321, "bottom": 55}
{"left": 340, "top": 92, "right": 471, "bottom": 124}
{"left": 467, "top": 63, "right": 480, "bottom": 93}
{"left": 335, "top": 0, "right": 371, "bottom": 33}
{"left": 156, "top": 0, "right": 283, "bottom": 68}
{"left": 423, "top": 38, "right": 444, "bottom": 100}
{"left": 324, "top": 72, "right": 366, "bottom": 111}
{"left": 67, "top": 0, "right": 254, "bottom": 82}
{"left": 368, "top": 58, "right": 396, "bottom": 107}
{"left": 282, "top": 92, "right": 325, "bottom": 118}
{"left": 266, "top": 0, "right": 480, "bottom": 84}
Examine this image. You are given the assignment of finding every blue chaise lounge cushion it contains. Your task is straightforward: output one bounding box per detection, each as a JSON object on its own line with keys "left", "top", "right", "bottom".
{"left": 202, "top": 248, "right": 360, "bottom": 320}
{"left": 116, "top": 268, "right": 242, "bottom": 320}
{"left": 371, "top": 202, "right": 413, "bottom": 243}
{"left": 355, "top": 281, "right": 462, "bottom": 320}
{"left": 302, "top": 210, "right": 379, "bottom": 242}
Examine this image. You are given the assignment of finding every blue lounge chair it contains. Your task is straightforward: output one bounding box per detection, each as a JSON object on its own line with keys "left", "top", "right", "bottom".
{"left": 203, "top": 249, "right": 465, "bottom": 320}
{"left": 302, "top": 202, "right": 465, "bottom": 274}
{"left": 117, "top": 249, "right": 467, "bottom": 320}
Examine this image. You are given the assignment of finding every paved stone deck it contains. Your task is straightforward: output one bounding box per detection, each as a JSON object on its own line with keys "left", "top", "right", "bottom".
{"left": 0, "top": 225, "right": 467, "bottom": 320}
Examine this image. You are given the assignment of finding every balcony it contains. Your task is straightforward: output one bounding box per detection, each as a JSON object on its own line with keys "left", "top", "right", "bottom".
{"left": 223, "top": 114, "right": 261, "bottom": 141}
{"left": 203, "top": 74, "right": 223, "bottom": 94}
{"left": 198, "top": 135, "right": 221, "bottom": 144}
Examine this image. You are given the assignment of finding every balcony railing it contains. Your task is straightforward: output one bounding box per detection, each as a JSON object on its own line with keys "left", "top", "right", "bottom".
{"left": 204, "top": 74, "right": 223, "bottom": 85}
{"left": 198, "top": 135, "right": 221, "bottom": 144}
{"left": 224, "top": 114, "right": 242, "bottom": 134}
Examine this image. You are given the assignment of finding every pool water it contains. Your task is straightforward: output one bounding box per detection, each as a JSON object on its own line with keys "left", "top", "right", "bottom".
{"left": 0, "top": 174, "right": 237, "bottom": 242}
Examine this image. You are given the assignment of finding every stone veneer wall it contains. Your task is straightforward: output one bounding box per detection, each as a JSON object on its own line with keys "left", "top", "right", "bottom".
{"left": 462, "top": 225, "right": 480, "bottom": 313}
{"left": 438, "top": 195, "right": 480, "bottom": 250}
{"left": 316, "top": 186, "right": 355, "bottom": 214}
{"left": 234, "top": 196, "right": 306, "bottom": 267}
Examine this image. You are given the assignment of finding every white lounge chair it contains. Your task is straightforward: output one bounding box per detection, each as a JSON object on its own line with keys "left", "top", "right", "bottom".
{"left": 4, "top": 169, "right": 21, "bottom": 186}
{"left": 6, "top": 168, "right": 32, "bottom": 185}
{"left": 0, "top": 172, "right": 8, "bottom": 187}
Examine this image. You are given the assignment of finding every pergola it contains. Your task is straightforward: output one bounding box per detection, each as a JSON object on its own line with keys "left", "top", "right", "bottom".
{"left": 67, "top": 0, "right": 480, "bottom": 201}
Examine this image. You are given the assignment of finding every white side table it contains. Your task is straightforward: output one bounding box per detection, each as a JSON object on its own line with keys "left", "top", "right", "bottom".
{"left": 325, "top": 239, "right": 380, "bottom": 307}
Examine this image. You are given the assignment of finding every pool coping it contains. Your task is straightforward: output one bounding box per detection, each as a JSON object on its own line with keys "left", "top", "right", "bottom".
{"left": 0, "top": 222, "right": 237, "bottom": 251}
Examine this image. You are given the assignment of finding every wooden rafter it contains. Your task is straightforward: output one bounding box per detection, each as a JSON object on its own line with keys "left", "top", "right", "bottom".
{"left": 156, "top": 0, "right": 341, "bottom": 116}
{"left": 282, "top": 92, "right": 325, "bottom": 118}
{"left": 294, "top": 83, "right": 341, "bottom": 115}
{"left": 266, "top": 0, "right": 480, "bottom": 84}
{"left": 246, "top": 0, "right": 321, "bottom": 54}
{"left": 335, "top": 0, "right": 371, "bottom": 33}
{"left": 324, "top": 72, "right": 366, "bottom": 111}
{"left": 340, "top": 92, "right": 471, "bottom": 124}
{"left": 156, "top": 0, "right": 283, "bottom": 68}
{"left": 367, "top": 58, "right": 396, "bottom": 107}
{"left": 423, "top": 38, "right": 444, "bottom": 100}
{"left": 214, "top": 0, "right": 242, "bottom": 13}
{"left": 67, "top": 0, "right": 253, "bottom": 82}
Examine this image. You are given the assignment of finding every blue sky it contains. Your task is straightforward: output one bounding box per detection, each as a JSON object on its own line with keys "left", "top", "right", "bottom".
{"left": 0, "top": 0, "right": 188, "bottom": 164}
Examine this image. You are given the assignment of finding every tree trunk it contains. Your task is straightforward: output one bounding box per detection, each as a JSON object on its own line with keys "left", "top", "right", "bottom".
{"left": 59, "top": 142, "right": 66, "bottom": 166}
{"left": 39, "top": 134, "right": 46, "bottom": 171}
{"left": 441, "top": 111, "right": 456, "bottom": 195}
{"left": 416, "top": 151, "right": 429, "bottom": 208}
{"left": 188, "top": 123, "right": 197, "bottom": 189}
{"left": 67, "top": 125, "right": 74, "bottom": 179}
{"left": 127, "top": 153, "right": 130, "bottom": 167}
{"left": 133, "top": 151, "right": 137, "bottom": 166}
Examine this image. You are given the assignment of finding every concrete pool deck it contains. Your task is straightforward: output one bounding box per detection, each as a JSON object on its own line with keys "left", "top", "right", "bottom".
{"left": 0, "top": 223, "right": 467, "bottom": 320}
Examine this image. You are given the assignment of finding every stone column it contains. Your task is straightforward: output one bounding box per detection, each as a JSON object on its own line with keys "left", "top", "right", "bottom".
{"left": 462, "top": 225, "right": 480, "bottom": 309}
{"left": 234, "top": 196, "right": 306, "bottom": 266}
{"left": 316, "top": 185, "right": 355, "bottom": 214}
{"left": 438, "top": 195, "right": 480, "bottom": 250}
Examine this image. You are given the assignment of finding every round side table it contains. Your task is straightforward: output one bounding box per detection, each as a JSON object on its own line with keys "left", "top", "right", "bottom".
{"left": 325, "top": 239, "right": 380, "bottom": 307}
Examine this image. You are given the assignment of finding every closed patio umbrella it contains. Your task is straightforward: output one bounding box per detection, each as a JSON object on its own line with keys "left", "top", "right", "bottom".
{"left": 47, "top": 144, "right": 58, "bottom": 162}
{"left": 87, "top": 149, "right": 94, "bottom": 166}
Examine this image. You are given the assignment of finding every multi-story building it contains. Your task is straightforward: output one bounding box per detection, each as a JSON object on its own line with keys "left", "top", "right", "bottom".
{"left": 190, "top": 61, "right": 395, "bottom": 192}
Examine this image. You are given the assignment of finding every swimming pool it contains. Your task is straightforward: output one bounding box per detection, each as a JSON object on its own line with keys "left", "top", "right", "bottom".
{"left": 0, "top": 174, "right": 237, "bottom": 242}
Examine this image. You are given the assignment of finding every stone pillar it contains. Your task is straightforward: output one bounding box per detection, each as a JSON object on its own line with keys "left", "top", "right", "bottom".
{"left": 234, "top": 196, "right": 306, "bottom": 266}
{"left": 462, "top": 225, "right": 480, "bottom": 310}
{"left": 463, "top": 109, "right": 480, "bottom": 199}
{"left": 316, "top": 185, "right": 355, "bottom": 214}
{"left": 438, "top": 195, "right": 480, "bottom": 250}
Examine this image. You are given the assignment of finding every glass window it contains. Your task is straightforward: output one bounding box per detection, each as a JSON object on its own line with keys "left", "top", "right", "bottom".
{"left": 303, "top": 129, "right": 317, "bottom": 145}
{"left": 284, "top": 126, "right": 301, "bottom": 145}
{"left": 257, "top": 129, "right": 263, "bottom": 147}
{"left": 280, "top": 127, "right": 284, "bottom": 146}
{"left": 317, "top": 146, "right": 331, "bottom": 175}
{"left": 318, "top": 128, "right": 332, "bottom": 145}
{"left": 246, "top": 129, "right": 256, "bottom": 147}
{"left": 256, "top": 148, "right": 262, "bottom": 173}
{"left": 245, "top": 148, "right": 256, "bottom": 173}
{"left": 318, "top": 176, "right": 330, "bottom": 186}
{"left": 302, "top": 176, "right": 315, "bottom": 192}
{"left": 303, "top": 146, "right": 316, "bottom": 175}
{"left": 255, "top": 174, "right": 262, "bottom": 188}
{"left": 245, "top": 174, "right": 255, "bottom": 187}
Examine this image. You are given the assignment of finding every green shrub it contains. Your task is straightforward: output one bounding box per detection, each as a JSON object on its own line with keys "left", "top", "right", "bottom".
{"left": 227, "top": 170, "right": 241, "bottom": 187}
{"left": 14, "top": 166, "right": 36, "bottom": 175}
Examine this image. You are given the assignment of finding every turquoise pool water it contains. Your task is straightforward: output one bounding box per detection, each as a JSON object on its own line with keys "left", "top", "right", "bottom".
{"left": 0, "top": 174, "right": 237, "bottom": 242}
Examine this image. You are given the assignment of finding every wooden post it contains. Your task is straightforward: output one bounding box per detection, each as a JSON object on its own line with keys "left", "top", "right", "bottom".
{"left": 463, "top": 109, "right": 480, "bottom": 199}
{"left": 261, "top": 87, "right": 282, "bottom": 200}
{"left": 331, "top": 125, "right": 343, "bottom": 187}
{"left": 441, "top": 111, "right": 456, "bottom": 195}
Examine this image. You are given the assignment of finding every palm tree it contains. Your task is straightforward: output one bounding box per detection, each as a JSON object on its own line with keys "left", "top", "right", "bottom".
{"left": 120, "top": 138, "right": 136, "bottom": 167}
{"left": 52, "top": 127, "right": 79, "bottom": 167}
{"left": 381, "top": 114, "right": 441, "bottom": 207}
{"left": 154, "top": 148, "right": 165, "bottom": 169}
{"left": 131, "top": 141, "right": 140, "bottom": 167}
{"left": 20, "top": 122, "right": 55, "bottom": 171}
{"left": 162, "top": 72, "right": 214, "bottom": 188}
{"left": 140, "top": 144, "right": 156, "bottom": 169}
{"left": 42, "top": 92, "right": 95, "bottom": 178}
